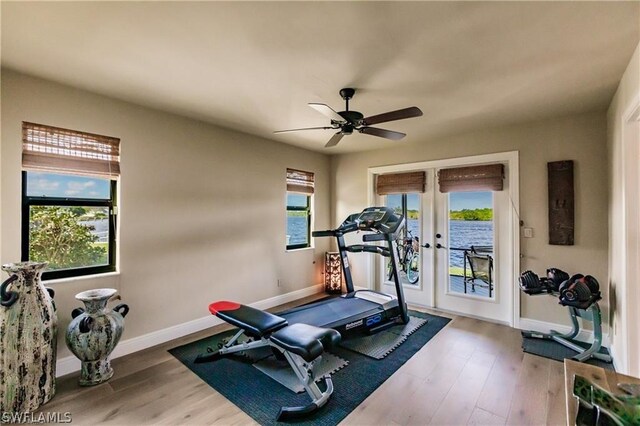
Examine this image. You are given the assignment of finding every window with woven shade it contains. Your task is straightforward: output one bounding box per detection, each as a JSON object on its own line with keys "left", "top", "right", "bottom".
{"left": 286, "top": 168, "right": 314, "bottom": 250}
{"left": 376, "top": 171, "right": 425, "bottom": 286}
{"left": 21, "top": 122, "right": 119, "bottom": 280}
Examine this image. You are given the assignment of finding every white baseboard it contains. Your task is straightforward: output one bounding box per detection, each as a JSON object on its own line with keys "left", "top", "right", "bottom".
{"left": 57, "top": 283, "right": 324, "bottom": 377}
{"left": 518, "top": 317, "right": 610, "bottom": 348}
{"left": 608, "top": 343, "right": 624, "bottom": 373}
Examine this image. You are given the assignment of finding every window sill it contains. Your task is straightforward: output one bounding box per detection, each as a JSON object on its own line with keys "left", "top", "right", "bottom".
{"left": 286, "top": 246, "right": 315, "bottom": 253}
{"left": 45, "top": 271, "right": 120, "bottom": 285}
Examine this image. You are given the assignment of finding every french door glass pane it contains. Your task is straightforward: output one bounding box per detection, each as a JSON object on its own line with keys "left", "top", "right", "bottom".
{"left": 447, "top": 191, "right": 494, "bottom": 298}
{"left": 385, "top": 193, "right": 420, "bottom": 286}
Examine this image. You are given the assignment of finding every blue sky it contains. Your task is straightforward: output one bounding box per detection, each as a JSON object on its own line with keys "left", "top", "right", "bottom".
{"left": 26, "top": 172, "right": 110, "bottom": 199}
{"left": 449, "top": 191, "right": 492, "bottom": 210}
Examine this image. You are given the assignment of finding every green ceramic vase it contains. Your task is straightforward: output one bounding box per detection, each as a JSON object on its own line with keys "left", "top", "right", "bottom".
{"left": 65, "top": 288, "right": 129, "bottom": 386}
{"left": 0, "top": 262, "right": 57, "bottom": 413}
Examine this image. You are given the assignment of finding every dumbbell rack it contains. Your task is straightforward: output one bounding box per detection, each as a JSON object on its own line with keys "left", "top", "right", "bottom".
{"left": 521, "top": 291, "right": 612, "bottom": 363}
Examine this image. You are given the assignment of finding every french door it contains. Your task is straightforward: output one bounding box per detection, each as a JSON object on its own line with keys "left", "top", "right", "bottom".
{"left": 376, "top": 154, "right": 518, "bottom": 325}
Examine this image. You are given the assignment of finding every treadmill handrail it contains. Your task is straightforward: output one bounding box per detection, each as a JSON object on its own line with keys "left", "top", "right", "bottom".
{"left": 346, "top": 245, "right": 390, "bottom": 256}
{"left": 312, "top": 230, "right": 336, "bottom": 237}
{"left": 362, "top": 233, "right": 386, "bottom": 242}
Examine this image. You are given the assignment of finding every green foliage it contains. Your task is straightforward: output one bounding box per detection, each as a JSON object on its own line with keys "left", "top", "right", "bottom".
{"left": 29, "top": 206, "right": 107, "bottom": 270}
{"left": 406, "top": 209, "right": 419, "bottom": 220}
{"left": 449, "top": 208, "right": 493, "bottom": 221}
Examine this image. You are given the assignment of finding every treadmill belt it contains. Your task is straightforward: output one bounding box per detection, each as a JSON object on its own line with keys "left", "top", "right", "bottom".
{"left": 281, "top": 297, "right": 382, "bottom": 328}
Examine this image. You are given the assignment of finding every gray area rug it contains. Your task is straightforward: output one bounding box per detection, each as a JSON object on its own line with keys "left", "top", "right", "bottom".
{"left": 521, "top": 334, "right": 614, "bottom": 370}
{"left": 254, "top": 352, "right": 349, "bottom": 393}
{"left": 340, "top": 316, "right": 428, "bottom": 359}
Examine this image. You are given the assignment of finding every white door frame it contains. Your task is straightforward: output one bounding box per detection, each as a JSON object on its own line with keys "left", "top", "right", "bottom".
{"left": 367, "top": 151, "right": 520, "bottom": 327}
{"left": 621, "top": 96, "right": 640, "bottom": 376}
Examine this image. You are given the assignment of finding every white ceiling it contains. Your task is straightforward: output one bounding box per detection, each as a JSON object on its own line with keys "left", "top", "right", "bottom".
{"left": 2, "top": 2, "right": 639, "bottom": 154}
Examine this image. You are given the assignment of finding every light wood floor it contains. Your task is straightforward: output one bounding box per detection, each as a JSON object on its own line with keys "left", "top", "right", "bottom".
{"left": 40, "top": 297, "right": 567, "bottom": 425}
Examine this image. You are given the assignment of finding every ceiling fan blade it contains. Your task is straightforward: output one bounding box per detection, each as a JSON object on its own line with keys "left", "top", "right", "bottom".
{"left": 325, "top": 132, "right": 344, "bottom": 148}
{"left": 309, "top": 103, "right": 346, "bottom": 122}
{"left": 359, "top": 127, "right": 406, "bottom": 140}
{"left": 274, "top": 126, "right": 334, "bottom": 134}
{"left": 362, "top": 106, "right": 423, "bottom": 126}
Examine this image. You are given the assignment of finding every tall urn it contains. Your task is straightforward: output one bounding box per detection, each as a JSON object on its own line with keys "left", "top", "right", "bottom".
{"left": 66, "top": 288, "right": 129, "bottom": 386}
{"left": 0, "top": 262, "right": 57, "bottom": 413}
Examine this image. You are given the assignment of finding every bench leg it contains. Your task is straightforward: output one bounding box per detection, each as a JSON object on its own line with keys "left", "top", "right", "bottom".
{"left": 274, "top": 349, "right": 334, "bottom": 421}
{"left": 195, "top": 330, "right": 270, "bottom": 363}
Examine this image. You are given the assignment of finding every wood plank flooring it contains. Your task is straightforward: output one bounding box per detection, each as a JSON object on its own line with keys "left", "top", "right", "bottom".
{"left": 38, "top": 297, "right": 569, "bottom": 425}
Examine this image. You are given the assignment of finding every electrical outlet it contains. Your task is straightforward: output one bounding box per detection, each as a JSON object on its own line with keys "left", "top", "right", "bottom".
{"left": 523, "top": 227, "right": 534, "bottom": 238}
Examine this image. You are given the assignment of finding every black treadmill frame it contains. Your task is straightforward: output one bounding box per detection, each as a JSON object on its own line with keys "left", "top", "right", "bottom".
{"left": 282, "top": 207, "right": 410, "bottom": 335}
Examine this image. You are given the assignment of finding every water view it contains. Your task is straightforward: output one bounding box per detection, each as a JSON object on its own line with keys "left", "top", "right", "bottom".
{"left": 287, "top": 216, "right": 494, "bottom": 267}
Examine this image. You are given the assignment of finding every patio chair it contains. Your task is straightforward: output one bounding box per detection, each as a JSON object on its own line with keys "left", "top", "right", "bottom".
{"left": 463, "top": 246, "right": 494, "bottom": 297}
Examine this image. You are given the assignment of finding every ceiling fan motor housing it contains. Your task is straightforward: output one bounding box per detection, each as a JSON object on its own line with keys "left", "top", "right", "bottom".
{"left": 339, "top": 88, "right": 356, "bottom": 100}
{"left": 338, "top": 110, "right": 364, "bottom": 124}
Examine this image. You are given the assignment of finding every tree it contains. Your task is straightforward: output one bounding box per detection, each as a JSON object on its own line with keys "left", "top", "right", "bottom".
{"left": 29, "top": 206, "right": 106, "bottom": 269}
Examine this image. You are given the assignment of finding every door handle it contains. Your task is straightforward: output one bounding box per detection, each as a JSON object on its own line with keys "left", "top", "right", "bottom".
{"left": 436, "top": 243, "right": 446, "bottom": 249}
{"left": 421, "top": 243, "right": 431, "bottom": 248}
{"left": 435, "top": 233, "right": 442, "bottom": 239}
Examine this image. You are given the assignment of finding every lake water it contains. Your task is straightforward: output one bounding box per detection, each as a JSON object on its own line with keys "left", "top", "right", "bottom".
{"left": 82, "top": 219, "right": 109, "bottom": 242}
{"left": 287, "top": 217, "right": 493, "bottom": 268}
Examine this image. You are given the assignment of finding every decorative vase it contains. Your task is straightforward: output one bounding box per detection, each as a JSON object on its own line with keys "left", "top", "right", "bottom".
{"left": 0, "top": 261, "right": 57, "bottom": 413}
{"left": 65, "top": 288, "right": 129, "bottom": 386}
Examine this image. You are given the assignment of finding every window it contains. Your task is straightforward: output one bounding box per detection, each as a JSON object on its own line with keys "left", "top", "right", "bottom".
{"left": 286, "top": 168, "right": 314, "bottom": 250}
{"left": 385, "top": 193, "right": 421, "bottom": 285}
{"left": 21, "top": 122, "right": 120, "bottom": 280}
{"left": 376, "top": 171, "right": 426, "bottom": 286}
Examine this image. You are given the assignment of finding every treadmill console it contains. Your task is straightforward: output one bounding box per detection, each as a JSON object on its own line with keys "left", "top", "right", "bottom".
{"left": 353, "top": 207, "right": 403, "bottom": 234}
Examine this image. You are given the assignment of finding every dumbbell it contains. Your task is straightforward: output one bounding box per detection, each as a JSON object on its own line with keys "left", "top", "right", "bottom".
{"left": 583, "top": 275, "right": 600, "bottom": 294}
{"left": 559, "top": 274, "right": 593, "bottom": 307}
{"left": 546, "top": 268, "right": 569, "bottom": 292}
{"left": 519, "top": 270, "right": 545, "bottom": 294}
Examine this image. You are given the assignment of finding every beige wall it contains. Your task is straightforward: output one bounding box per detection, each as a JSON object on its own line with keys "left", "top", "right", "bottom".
{"left": 607, "top": 41, "right": 640, "bottom": 376}
{"left": 0, "top": 70, "right": 331, "bottom": 359}
{"left": 331, "top": 112, "right": 609, "bottom": 327}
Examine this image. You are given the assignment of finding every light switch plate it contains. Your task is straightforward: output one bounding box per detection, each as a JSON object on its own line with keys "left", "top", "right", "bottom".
{"left": 523, "top": 227, "right": 534, "bottom": 238}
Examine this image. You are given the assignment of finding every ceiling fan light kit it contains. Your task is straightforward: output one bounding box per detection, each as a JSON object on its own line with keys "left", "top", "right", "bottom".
{"left": 274, "top": 88, "right": 423, "bottom": 148}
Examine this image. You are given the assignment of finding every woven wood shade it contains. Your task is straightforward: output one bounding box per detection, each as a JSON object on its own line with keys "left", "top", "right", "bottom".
{"left": 376, "top": 171, "right": 426, "bottom": 195}
{"left": 22, "top": 122, "right": 120, "bottom": 178}
{"left": 286, "top": 168, "right": 314, "bottom": 194}
{"left": 438, "top": 164, "right": 504, "bottom": 193}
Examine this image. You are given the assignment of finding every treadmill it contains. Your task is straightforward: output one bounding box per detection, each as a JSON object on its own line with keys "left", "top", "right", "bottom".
{"left": 281, "top": 206, "right": 410, "bottom": 335}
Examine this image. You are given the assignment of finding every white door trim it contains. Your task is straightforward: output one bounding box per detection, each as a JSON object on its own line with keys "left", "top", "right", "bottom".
{"left": 621, "top": 97, "right": 640, "bottom": 376}
{"left": 367, "top": 150, "right": 520, "bottom": 327}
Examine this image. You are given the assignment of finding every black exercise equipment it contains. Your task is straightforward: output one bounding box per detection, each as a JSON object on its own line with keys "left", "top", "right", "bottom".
{"left": 519, "top": 270, "right": 545, "bottom": 294}
{"left": 279, "top": 206, "right": 410, "bottom": 336}
{"left": 519, "top": 269, "right": 611, "bottom": 363}
{"left": 195, "top": 301, "right": 340, "bottom": 421}
{"left": 546, "top": 268, "right": 569, "bottom": 292}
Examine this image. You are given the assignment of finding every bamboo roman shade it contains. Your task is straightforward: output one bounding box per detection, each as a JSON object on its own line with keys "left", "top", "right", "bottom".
{"left": 286, "top": 168, "right": 315, "bottom": 194}
{"left": 376, "top": 171, "right": 426, "bottom": 195}
{"left": 22, "top": 122, "right": 120, "bottom": 179}
{"left": 438, "top": 164, "right": 504, "bottom": 193}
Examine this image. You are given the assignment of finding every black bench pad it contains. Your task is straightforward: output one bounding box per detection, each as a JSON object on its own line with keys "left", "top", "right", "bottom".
{"left": 271, "top": 323, "right": 341, "bottom": 362}
{"left": 208, "top": 301, "right": 288, "bottom": 338}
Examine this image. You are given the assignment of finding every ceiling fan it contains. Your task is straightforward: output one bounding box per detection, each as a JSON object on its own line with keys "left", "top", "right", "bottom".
{"left": 274, "top": 88, "right": 423, "bottom": 148}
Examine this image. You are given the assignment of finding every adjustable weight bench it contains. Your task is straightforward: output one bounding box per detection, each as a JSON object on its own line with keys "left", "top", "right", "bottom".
{"left": 194, "top": 301, "right": 341, "bottom": 421}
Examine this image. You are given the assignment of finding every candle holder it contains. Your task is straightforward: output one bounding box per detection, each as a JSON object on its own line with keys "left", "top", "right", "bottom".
{"left": 324, "top": 252, "right": 343, "bottom": 294}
